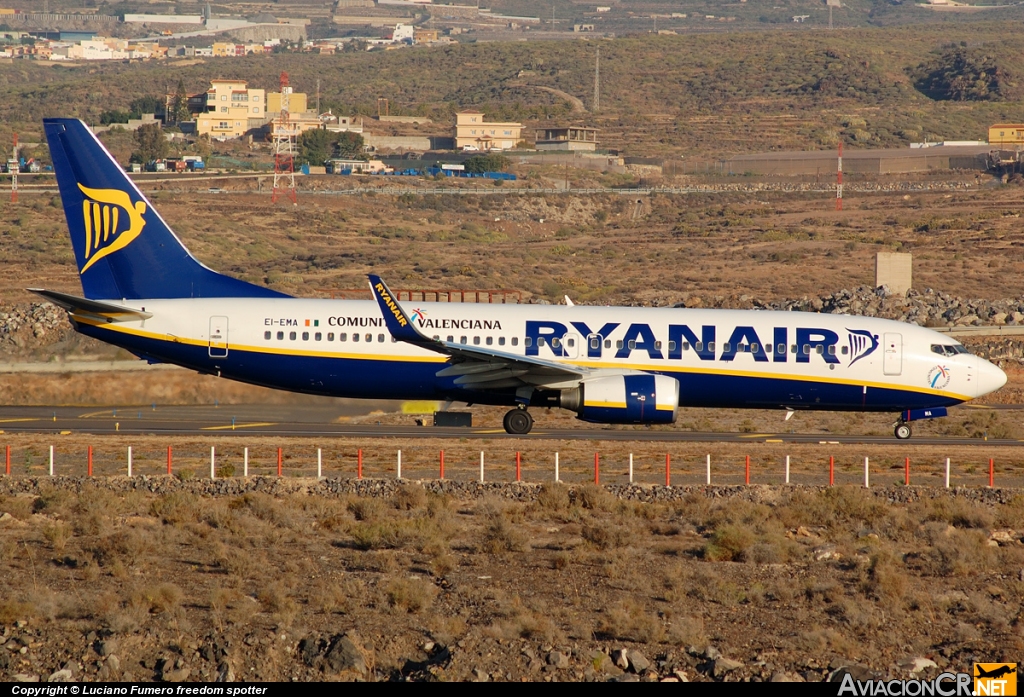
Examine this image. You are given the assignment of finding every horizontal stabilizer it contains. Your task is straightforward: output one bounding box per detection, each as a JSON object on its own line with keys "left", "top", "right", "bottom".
{"left": 29, "top": 288, "right": 153, "bottom": 322}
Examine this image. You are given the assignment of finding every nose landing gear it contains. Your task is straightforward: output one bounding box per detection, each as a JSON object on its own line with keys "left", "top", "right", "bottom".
{"left": 503, "top": 407, "right": 534, "bottom": 435}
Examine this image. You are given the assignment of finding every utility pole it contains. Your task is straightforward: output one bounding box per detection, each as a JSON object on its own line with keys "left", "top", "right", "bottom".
{"left": 9, "top": 133, "right": 17, "bottom": 204}
{"left": 272, "top": 71, "right": 298, "bottom": 205}
{"left": 316, "top": 77, "right": 320, "bottom": 114}
{"left": 836, "top": 140, "right": 843, "bottom": 211}
{"left": 593, "top": 47, "right": 600, "bottom": 112}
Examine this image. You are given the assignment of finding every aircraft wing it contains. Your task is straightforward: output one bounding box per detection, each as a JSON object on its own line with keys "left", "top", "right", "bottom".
{"left": 368, "top": 274, "right": 588, "bottom": 390}
{"left": 28, "top": 288, "right": 153, "bottom": 323}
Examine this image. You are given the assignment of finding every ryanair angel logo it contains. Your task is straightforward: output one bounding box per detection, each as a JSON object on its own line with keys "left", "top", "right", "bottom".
{"left": 847, "top": 328, "right": 880, "bottom": 367}
{"left": 78, "top": 183, "right": 147, "bottom": 273}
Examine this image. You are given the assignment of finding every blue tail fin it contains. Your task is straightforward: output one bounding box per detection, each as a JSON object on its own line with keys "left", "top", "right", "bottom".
{"left": 43, "top": 118, "right": 288, "bottom": 300}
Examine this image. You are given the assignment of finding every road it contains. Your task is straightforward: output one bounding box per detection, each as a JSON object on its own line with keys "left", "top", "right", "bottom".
{"left": 1, "top": 404, "right": 1022, "bottom": 446}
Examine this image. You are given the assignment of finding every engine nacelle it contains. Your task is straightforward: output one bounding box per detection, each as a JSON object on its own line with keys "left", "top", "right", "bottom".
{"left": 561, "top": 374, "right": 679, "bottom": 425}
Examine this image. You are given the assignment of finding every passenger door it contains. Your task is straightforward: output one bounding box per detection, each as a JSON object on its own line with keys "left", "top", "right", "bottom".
{"left": 561, "top": 332, "right": 581, "bottom": 359}
{"left": 209, "top": 316, "right": 229, "bottom": 358}
{"left": 883, "top": 333, "right": 901, "bottom": 376}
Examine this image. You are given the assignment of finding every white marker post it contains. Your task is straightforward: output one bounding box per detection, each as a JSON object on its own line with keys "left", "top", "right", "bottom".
{"left": 210, "top": 446, "right": 215, "bottom": 480}
{"left": 49, "top": 445, "right": 54, "bottom": 477}
{"left": 944, "top": 458, "right": 950, "bottom": 489}
{"left": 629, "top": 453, "right": 634, "bottom": 484}
{"left": 317, "top": 448, "right": 322, "bottom": 479}
{"left": 554, "top": 452, "right": 560, "bottom": 483}
{"left": 127, "top": 446, "right": 132, "bottom": 477}
{"left": 785, "top": 455, "right": 790, "bottom": 485}
{"left": 479, "top": 451, "right": 485, "bottom": 483}
{"left": 397, "top": 450, "right": 402, "bottom": 479}
{"left": 243, "top": 447, "right": 248, "bottom": 477}
{"left": 863, "top": 457, "right": 870, "bottom": 488}
{"left": 706, "top": 454, "right": 711, "bottom": 485}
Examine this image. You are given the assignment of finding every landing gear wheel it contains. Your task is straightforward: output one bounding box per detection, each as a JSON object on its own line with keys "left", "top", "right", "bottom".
{"left": 894, "top": 423, "right": 912, "bottom": 440}
{"left": 503, "top": 408, "right": 534, "bottom": 435}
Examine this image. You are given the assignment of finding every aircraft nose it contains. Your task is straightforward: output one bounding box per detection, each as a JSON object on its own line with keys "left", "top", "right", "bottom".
{"left": 976, "top": 356, "right": 1007, "bottom": 398}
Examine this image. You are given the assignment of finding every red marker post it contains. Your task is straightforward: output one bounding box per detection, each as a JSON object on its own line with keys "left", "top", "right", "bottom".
{"left": 515, "top": 451, "right": 521, "bottom": 482}
{"left": 440, "top": 450, "right": 445, "bottom": 480}
{"left": 989, "top": 458, "right": 994, "bottom": 488}
{"left": 167, "top": 446, "right": 172, "bottom": 475}
{"left": 594, "top": 452, "right": 599, "bottom": 485}
{"left": 905, "top": 457, "right": 910, "bottom": 486}
{"left": 88, "top": 445, "right": 93, "bottom": 477}
{"left": 745, "top": 455, "right": 751, "bottom": 486}
{"left": 277, "top": 448, "right": 283, "bottom": 477}
{"left": 665, "top": 453, "right": 671, "bottom": 487}
{"left": 357, "top": 449, "right": 363, "bottom": 479}
{"left": 829, "top": 456, "right": 834, "bottom": 487}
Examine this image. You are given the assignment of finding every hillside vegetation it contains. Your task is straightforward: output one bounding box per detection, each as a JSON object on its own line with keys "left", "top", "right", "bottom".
{"left": 5, "top": 23, "right": 1024, "bottom": 156}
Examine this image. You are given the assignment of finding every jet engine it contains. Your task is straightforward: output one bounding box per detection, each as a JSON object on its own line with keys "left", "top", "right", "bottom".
{"left": 559, "top": 374, "right": 679, "bottom": 425}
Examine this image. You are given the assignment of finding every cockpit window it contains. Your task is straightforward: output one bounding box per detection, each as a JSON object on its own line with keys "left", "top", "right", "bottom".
{"left": 931, "top": 344, "right": 969, "bottom": 356}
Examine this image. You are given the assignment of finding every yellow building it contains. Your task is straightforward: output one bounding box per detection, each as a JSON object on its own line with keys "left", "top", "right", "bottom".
{"left": 265, "top": 91, "right": 322, "bottom": 136}
{"left": 195, "top": 80, "right": 266, "bottom": 139}
{"left": 989, "top": 124, "right": 1024, "bottom": 145}
{"left": 267, "top": 91, "right": 308, "bottom": 114}
{"left": 454, "top": 110, "right": 522, "bottom": 151}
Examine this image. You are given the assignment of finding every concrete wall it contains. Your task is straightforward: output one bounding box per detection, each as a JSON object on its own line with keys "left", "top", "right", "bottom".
{"left": 224, "top": 24, "right": 306, "bottom": 42}
{"left": 876, "top": 252, "right": 912, "bottom": 295}
{"left": 364, "top": 135, "right": 454, "bottom": 151}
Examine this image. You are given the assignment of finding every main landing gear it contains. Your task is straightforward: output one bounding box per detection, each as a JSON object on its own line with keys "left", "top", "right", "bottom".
{"left": 503, "top": 406, "right": 534, "bottom": 435}
{"left": 894, "top": 422, "right": 912, "bottom": 440}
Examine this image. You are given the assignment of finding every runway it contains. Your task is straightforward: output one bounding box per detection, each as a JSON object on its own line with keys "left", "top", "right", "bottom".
{"left": 1, "top": 404, "right": 1022, "bottom": 447}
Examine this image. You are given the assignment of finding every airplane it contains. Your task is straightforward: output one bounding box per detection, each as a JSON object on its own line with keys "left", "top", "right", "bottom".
{"left": 33, "top": 118, "right": 1007, "bottom": 438}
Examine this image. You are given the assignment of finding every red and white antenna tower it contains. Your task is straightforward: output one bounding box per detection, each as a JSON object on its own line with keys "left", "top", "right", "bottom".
{"left": 272, "top": 71, "right": 298, "bottom": 205}
{"left": 836, "top": 140, "right": 843, "bottom": 211}
{"left": 9, "top": 133, "right": 18, "bottom": 204}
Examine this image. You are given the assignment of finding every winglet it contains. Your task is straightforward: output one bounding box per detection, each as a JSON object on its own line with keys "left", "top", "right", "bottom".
{"left": 368, "top": 274, "right": 423, "bottom": 343}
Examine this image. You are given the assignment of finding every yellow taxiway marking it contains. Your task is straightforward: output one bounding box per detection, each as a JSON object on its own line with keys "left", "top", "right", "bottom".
{"left": 473, "top": 429, "right": 507, "bottom": 434}
{"left": 0, "top": 418, "right": 38, "bottom": 423}
{"left": 963, "top": 404, "right": 993, "bottom": 409}
{"left": 765, "top": 439, "right": 784, "bottom": 443}
{"left": 200, "top": 422, "right": 277, "bottom": 431}
{"left": 739, "top": 433, "right": 774, "bottom": 439}
{"left": 78, "top": 410, "right": 114, "bottom": 419}
{"left": 60, "top": 431, "right": 71, "bottom": 435}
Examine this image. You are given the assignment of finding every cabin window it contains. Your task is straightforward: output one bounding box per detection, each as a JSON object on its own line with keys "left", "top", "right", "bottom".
{"left": 328, "top": 332, "right": 334, "bottom": 341}
{"left": 302, "top": 332, "right": 309, "bottom": 341}
{"left": 604, "top": 339, "right": 611, "bottom": 349}
{"left": 289, "top": 331, "right": 297, "bottom": 340}
{"left": 668, "top": 341, "right": 677, "bottom": 352}
{"left": 751, "top": 343, "right": 759, "bottom": 353}
{"left": 486, "top": 336, "right": 493, "bottom": 346}
{"left": 827, "top": 345, "right": 836, "bottom": 356}
{"left": 707, "top": 342, "right": 715, "bottom": 352}
{"left": 364, "top": 333, "right": 372, "bottom": 342}
{"left": 694, "top": 341, "right": 703, "bottom": 352}
{"left": 816, "top": 345, "right": 824, "bottom": 355}
{"left": 792, "top": 344, "right": 798, "bottom": 354}
{"left": 352, "top": 334, "right": 359, "bottom": 342}
{"left": 627, "top": 340, "right": 636, "bottom": 350}
{"left": 567, "top": 338, "right": 575, "bottom": 348}
{"left": 841, "top": 345, "right": 848, "bottom": 355}
{"left": 538, "top": 337, "right": 546, "bottom": 347}
{"left": 616, "top": 340, "right": 623, "bottom": 349}
{"left": 473, "top": 336, "right": 481, "bottom": 345}
{"left": 682, "top": 342, "right": 689, "bottom": 351}
{"left": 460, "top": 336, "right": 468, "bottom": 344}
{"left": 655, "top": 340, "right": 662, "bottom": 350}
{"left": 512, "top": 337, "right": 519, "bottom": 346}
{"left": 447, "top": 335, "right": 454, "bottom": 342}
{"left": 378, "top": 334, "right": 385, "bottom": 342}
{"left": 723, "top": 343, "right": 731, "bottom": 353}
{"left": 339, "top": 333, "right": 347, "bottom": 341}
{"left": 524, "top": 337, "right": 531, "bottom": 347}
{"left": 277, "top": 331, "right": 284, "bottom": 340}
{"left": 315, "top": 332, "right": 322, "bottom": 341}
{"left": 590, "top": 337, "right": 600, "bottom": 350}
{"left": 498, "top": 337, "right": 506, "bottom": 346}
{"left": 264, "top": 331, "right": 271, "bottom": 340}
{"left": 777, "top": 344, "right": 786, "bottom": 354}
{"left": 551, "top": 338, "right": 560, "bottom": 349}
{"left": 802, "top": 344, "right": 810, "bottom": 355}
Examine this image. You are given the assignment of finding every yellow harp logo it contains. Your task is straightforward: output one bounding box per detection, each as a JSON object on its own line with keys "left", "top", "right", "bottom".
{"left": 78, "top": 183, "right": 147, "bottom": 273}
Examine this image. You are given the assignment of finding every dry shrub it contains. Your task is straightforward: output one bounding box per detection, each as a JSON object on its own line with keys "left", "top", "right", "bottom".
{"left": 151, "top": 492, "right": 202, "bottom": 526}
{"left": 42, "top": 520, "right": 72, "bottom": 553}
{"left": 916, "top": 528, "right": 996, "bottom": 577}
{"left": 534, "top": 482, "right": 570, "bottom": 513}
{"left": 596, "top": 598, "right": 665, "bottom": 643}
{"left": 482, "top": 513, "right": 527, "bottom": 554}
{"left": 350, "top": 520, "right": 409, "bottom": 550}
{"left": 702, "top": 524, "right": 754, "bottom": 562}
{"left": 234, "top": 492, "right": 285, "bottom": 525}
{"left": 138, "top": 582, "right": 184, "bottom": 614}
{"left": 88, "top": 529, "right": 150, "bottom": 568}
{"left": 926, "top": 498, "right": 994, "bottom": 530}
{"left": 995, "top": 495, "right": 1024, "bottom": 528}
{"left": 864, "top": 551, "right": 907, "bottom": 600}
{"left": 348, "top": 497, "right": 384, "bottom": 522}
{"left": 0, "top": 599, "right": 37, "bottom": 624}
{"left": 394, "top": 484, "right": 427, "bottom": 510}
{"left": 314, "top": 578, "right": 364, "bottom": 615}
{"left": 576, "top": 484, "right": 613, "bottom": 512}
{"left": 667, "top": 615, "right": 706, "bottom": 646}
{"left": 581, "top": 521, "right": 631, "bottom": 550}
{"left": 484, "top": 597, "right": 563, "bottom": 644}
{"left": 258, "top": 582, "right": 298, "bottom": 623}
{"left": 214, "top": 543, "right": 259, "bottom": 578}
{"left": 0, "top": 494, "right": 35, "bottom": 520}
{"left": 382, "top": 576, "right": 437, "bottom": 613}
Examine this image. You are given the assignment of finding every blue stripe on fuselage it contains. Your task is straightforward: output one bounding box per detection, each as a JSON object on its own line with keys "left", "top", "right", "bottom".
{"left": 78, "top": 324, "right": 963, "bottom": 412}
